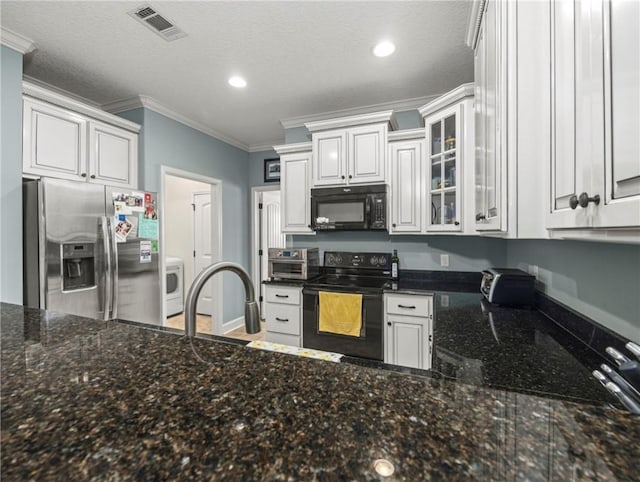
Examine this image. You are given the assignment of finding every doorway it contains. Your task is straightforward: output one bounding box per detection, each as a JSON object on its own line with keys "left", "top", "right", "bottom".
{"left": 251, "top": 186, "right": 287, "bottom": 316}
{"left": 160, "top": 166, "right": 222, "bottom": 335}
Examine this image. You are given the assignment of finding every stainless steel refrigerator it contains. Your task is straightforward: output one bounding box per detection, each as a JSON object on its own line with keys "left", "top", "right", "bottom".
{"left": 23, "top": 177, "right": 161, "bottom": 325}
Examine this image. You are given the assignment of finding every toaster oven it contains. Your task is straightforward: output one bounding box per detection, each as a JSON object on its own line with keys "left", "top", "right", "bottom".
{"left": 481, "top": 268, "right": 535, "bottom": 306}
{"left": 268, "top": 248, "right": 320, "bottom": 280}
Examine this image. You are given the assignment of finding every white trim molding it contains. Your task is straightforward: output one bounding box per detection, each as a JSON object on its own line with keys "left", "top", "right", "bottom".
{"left": 418, "top": 83, "right": 475, "bottom": 118}
{"left": 222, "top": 316, "right": 245, "bottom": 334}
{"left": 281, "top": 94, "right": 439, "bottom": 130}
{"left": 272, "top": 142, "right": 312, "bottom": 155}
{"left": 466, "top": 0, "right": 487, "bottom": 48}
{"left": 388, "top": 128, "right": 425, "bottom": 142}
{"left": 249, "top": 142, "right": 282, "bottom": 153}
{"left": 22, "top": 79, "right": 141, "bottom": 132}
{"left": 23, "top": 75, "right": 102, "bottom": 108}
{"left": 103, "top": 95, "right": 250, "bottom": 152}
{"left": 1, "top": 27, "right": 36, "bottom": 54}
{"left": 305, "top": 110, "right": 398, "bottom": 133}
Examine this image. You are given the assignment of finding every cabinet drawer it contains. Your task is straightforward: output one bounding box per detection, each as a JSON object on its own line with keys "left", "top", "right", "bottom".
{"left": 264, "top": 303, "right": 300, "bottom": 336}
{"left": 385, "top": 294, "right": 431, "bottom": 317}
{"left": 265, "top": 286, "right": 301, "bottom": 305}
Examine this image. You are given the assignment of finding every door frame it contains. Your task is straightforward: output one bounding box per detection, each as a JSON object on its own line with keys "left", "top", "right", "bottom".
{"left": 251, "top": 185, "right": 284, "bottom": 316}
{"left": 160, "top": 165, "right": 223, "bottom": 334}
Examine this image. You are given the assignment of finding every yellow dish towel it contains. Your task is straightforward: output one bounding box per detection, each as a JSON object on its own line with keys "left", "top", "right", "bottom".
{"left": 318, "top": 291, "right": 363, "bottom": 337}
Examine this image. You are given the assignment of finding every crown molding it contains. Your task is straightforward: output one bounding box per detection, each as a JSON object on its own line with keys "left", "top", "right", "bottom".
{"left": 23, "top": 79, "right": 141, "bottom": 133}
{"left": 466, "top": 0, "right": 487, "bottom": 49}
{"left": 103, "top": 95, "right": 249, "bottom": 151}
{"left": 1, "top": 27, "right": 36, "bottom": 54}
{"left": 305, "top": 110, "right": 398, "bottom": 133}
{"left": 272, "top": 142, "right": 312, "bottom": 155}
{"left": 248, "top": 142, "right": 281, "bottom": 153}
{"left": 418, "top": 83, "right": 474, "bottom": 118}
{"left": 23, "top": 75, "right": 102, "bottom": 107}
{"left": 280, "top": 94, "right": 439, "bottom": 130}
{"left": 388, "top": 128, "right": 425, "bottom": 142}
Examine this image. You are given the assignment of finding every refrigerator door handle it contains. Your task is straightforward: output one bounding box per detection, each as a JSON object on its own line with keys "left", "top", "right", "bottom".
{"left": 101, "top": 216, "right": 112, "bottom": 321}
{"left": 107, "top": 216, "right": 119, "bottom": 319}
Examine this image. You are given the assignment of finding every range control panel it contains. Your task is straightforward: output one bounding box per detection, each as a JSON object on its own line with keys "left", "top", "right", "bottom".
{"left": 323, "top": 251, "right": 391, "bottom": 270}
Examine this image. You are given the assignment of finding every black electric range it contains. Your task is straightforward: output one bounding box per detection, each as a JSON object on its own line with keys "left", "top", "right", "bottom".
{"left": 302, "top": 252, "right": 393, "bottom": 360}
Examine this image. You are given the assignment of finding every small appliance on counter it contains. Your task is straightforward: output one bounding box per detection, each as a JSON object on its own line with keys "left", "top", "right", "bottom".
{"left": 480, "top": 268, "right": 535, "bottom": 306}
{"left": 268, "top": 248, "right": 319, "bottom": 280}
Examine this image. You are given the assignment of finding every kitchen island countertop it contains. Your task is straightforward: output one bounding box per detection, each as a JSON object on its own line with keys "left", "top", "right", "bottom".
{"left": 2, "top": 302, "right": 639, "bottom": 481}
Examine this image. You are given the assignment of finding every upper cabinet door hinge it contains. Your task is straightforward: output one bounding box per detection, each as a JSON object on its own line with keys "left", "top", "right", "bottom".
{"left": 191, "top": 203, "right": 195, "bottom": 211}
{"left": 258, "top": 249, "right": 263, "bottom": 256}
{"left": 258, "top": 202, "right": 263, "bottom": 209}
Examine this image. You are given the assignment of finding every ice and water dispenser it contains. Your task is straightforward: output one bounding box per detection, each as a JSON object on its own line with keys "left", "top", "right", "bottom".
{"left": 62, "top": 243, "right": 96, "bottom": 291}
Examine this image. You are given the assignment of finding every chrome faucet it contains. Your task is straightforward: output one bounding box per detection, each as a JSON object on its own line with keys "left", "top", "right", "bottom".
{"left": 184, "top": 262, "right": 260, "bottom": 337}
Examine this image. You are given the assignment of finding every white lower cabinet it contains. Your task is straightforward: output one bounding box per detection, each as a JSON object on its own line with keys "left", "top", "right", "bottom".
{"left": 384, "top": 293, "right": 433, "bottom": 370}
{"left": 263, "top": 285, "right": 303, "bottom": 347}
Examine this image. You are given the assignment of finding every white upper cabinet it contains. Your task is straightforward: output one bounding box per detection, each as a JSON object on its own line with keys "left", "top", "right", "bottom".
{"left": 89, "top": 120, "right": 138, "bottom": 188}
{"left": 306, "top": 111, "right": 396, "bottom": 187}
{"left": 389, "top": 132, "right": 424, "bottom": 234}
{"left": 23, "top": 97, "right": 88, "bottom": 182}
{"left": 274, "top": 143, "right": 314, "bottom": 235}
{"left": 548, "top": 0, "right": 640, "bottom": 233}
{"left": 22, "top": 82, "right": 140, "bottom": 190}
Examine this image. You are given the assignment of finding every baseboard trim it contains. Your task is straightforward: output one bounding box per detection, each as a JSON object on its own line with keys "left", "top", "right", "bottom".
{"left": 223, "top": 316, "right": 244, "bottom": 334}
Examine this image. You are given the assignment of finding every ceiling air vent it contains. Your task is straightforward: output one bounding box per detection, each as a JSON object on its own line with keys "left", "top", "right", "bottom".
{"left": 128, "top": 4, "right": 187, "bottom": 42}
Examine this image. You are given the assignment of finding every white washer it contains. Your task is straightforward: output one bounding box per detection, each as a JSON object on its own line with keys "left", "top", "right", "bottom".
{"left": 166, "top": 257, "right": 184, "bottom": 317}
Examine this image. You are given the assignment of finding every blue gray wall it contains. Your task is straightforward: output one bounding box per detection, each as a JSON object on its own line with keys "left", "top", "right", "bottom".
{"left": 1, "top": 45, "right": 24, "bottom": 304}
{"left": 249, "top": 149, "right": 279, "bottom": 188}
{"left": 119, "top": 108, "right": 251, "bottom": 325}
{"left": 292, "top": 232, "right": 506, "bottom": 271}
{"left": 507, "top": 239, "right": 640, "bottom": 343}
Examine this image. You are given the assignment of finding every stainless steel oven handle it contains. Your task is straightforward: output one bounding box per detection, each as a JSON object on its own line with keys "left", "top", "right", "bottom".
{"left": 275, "top": 317, "right": 289, "bottom": 322}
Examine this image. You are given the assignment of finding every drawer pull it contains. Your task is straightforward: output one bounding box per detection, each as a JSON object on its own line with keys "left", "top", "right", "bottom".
{"left": 398, "top": 304, "right": 416, "bottom": 309}
{"left": 275, "top": 317, "right": 289, "bottom": 322}
{"left": 275, "top": 294, "right": 289, "bottom": 298}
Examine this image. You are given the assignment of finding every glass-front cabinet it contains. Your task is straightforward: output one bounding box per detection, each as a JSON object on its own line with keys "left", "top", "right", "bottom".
{"left": 425, "top": 104, "right": 462, "bottom": 232}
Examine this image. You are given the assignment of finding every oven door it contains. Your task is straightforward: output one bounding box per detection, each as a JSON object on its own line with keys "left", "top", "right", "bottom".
{"left": 302, "top": 287, "right": 383, "bottom": 360}
{"left": 269, "top": 260, "right": 306, "bottom": 280}
{"left": 311, "top": 194, "right": 368, "bottom": 230}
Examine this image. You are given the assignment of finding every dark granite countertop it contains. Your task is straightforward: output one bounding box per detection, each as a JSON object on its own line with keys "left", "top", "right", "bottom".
{"left": 2, "top": 302, "right": 639, "bottom": 480}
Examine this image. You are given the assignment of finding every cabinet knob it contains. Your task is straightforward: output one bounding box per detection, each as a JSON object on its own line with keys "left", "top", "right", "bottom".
{"left": 341, "top": 175, "right": 345, "bottom": 180}
{"left": 454, "top": 221, "right": 460, "bottom": 226}
{"left": 90, "top": 174, "right": 96, "bottom": 179}
{"left": 392, "top": 223, "right": 396, "bottom": 228}
{"left": 387, "top": 322, "right": 392, "bottom": 326}
{"left": 570, "top": 192, "right": 601, "bottom": 209}
{"left": 475, "top": 213, "right": 486, "bottom": 221}
{"left": 348, "top": 175, "right": 353, "bottom": 179}
{"left": 81, "top": 172, "right": 87, "bottom": 178}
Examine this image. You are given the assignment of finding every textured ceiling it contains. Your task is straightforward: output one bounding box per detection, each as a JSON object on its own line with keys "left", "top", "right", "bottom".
{"left": 0, "top": 1, "right": 474, "bottom": 150}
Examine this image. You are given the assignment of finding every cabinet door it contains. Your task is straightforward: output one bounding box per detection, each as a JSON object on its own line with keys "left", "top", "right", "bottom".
{"left": 475, "top": 0, "right": 504, "bottom": 232}
{"left": 23, "top": 97, "right": 87, "bottom": 181}
{"left": 313, "top": 130, "right": 347, "bottom": 186}
{"left": 426, "top": 105, "right": 462, "bottom": 232}
{"left": 390, "top": 140, "right": 423, "bottom": 233}
{"left": 548, "top": 0, "right": 591, "bottom": 228}
{"left": 281, "top": 152, "right": 314, "bottom": 233}
{"left": 386, "top": 317, "right": 425, "bottom": 369}
{"left": 89, "top": 121, "right": 138, "bottom": 189}
{"left": 597, "top": 0, "right": 640, "bottom": 227}
{"left": 347, "top": 124, "right": 386, "bottom": 184}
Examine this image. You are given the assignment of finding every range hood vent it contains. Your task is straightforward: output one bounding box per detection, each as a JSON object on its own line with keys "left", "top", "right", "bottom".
{"left": 128, "top": 4, "right": 187, "bottom": 42}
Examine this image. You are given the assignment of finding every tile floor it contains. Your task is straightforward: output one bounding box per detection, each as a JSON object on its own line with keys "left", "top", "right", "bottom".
{"left": 166, "top": 313, "right": 265, "bottom": 342}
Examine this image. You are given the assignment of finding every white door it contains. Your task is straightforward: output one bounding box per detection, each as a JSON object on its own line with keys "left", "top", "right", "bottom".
{"left": 313, "top": 130, "right": 347, "bottom": 186}
{"left": 347, "top": 124, "right": 386, "bottom": 184}
{"left": 390, "top": 140, "right": 423, "bottom": 233}
{"left": 281, "top": 152, "right": 314, "bottom": 233}
{"left": 88, "top": 120, "right": 138, "bottom": 189}
{"left": 193, "top": 192, "right": 212, "bottom": 315}
{"left": 259, "top": 191, "right": 286, "bottom": 311}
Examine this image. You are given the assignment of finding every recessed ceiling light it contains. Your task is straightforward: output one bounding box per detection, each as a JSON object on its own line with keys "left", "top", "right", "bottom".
{"left": 373, "top": 41, "right": 395, "bottom": 57}
{"left": 228, "top": 76, "right": 247, "bottom": 88}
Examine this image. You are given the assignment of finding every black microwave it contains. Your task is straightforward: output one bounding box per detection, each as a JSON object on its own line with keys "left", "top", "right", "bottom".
{"left": 311, "top": 184, "right": 387, "bottom": 230}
